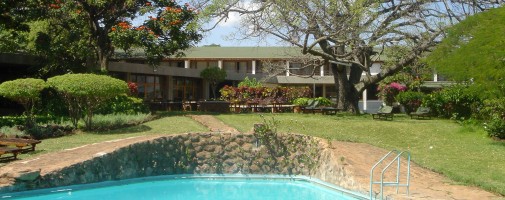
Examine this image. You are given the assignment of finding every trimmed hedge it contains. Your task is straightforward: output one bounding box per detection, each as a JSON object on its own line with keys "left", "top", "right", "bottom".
{"left": 47, "top": 74, "right": 128, "bottom": 129}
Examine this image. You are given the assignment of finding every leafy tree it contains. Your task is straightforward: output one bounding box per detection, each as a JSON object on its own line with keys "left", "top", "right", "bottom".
{"left": 238, "top": 77, "right": 262, "bottom": 88}
{"left": 47, "top": 74, "right": 127, "bottom": 129}
{"left": 197, "top": 0, "right": 502, "bottom": 113}
{"left": 200, "top": 67, "right": 227, "bottom": 99}
{"left": 1, "top": 0, "right": 202, "bottom": 71}
{"left": 426, "top": 6, "right": 505, "bottom": 98}
{"left": 0, "top": 78, "right": 47, "bottom": 127}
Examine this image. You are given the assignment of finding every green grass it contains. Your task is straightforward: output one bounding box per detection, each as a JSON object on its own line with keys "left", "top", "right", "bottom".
{"left": 15, "top": 114, "right": 208, "bottom": 160}
{"left": 4, "top": 112, "right": 505, "bottom": 196}
{"left": 214, "top": 113, "right": 505, "bottom": 196}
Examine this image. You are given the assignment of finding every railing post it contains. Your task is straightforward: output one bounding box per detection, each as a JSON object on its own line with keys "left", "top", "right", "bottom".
{"left": 370, "top": 150, "right": 411, "bottom": 200}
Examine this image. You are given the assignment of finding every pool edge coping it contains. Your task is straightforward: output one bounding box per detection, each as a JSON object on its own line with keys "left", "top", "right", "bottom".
{"left": 1, "top": 174, "right": 368, "bottom": 200}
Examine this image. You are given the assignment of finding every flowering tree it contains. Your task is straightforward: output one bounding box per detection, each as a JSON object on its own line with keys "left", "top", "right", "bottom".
{"left": 1, "top": 0, "right": 201, "bottom": 71}
{"left": 378, "top": 82, "right": 406, "bottom": 106}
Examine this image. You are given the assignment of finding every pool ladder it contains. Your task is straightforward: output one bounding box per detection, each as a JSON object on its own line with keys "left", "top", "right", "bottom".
{"left": 369, "top": 150, "right": 411, "bottom": 200}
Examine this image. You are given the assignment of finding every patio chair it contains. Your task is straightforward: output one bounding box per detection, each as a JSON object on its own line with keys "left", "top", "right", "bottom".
{"left": 372, "top": 105, "right": 394, "bottom": 120}
{"left": 0, "top": 138, "right": 42, "bottom": 153}
{"left": 321, "top": 106, "right": 340, "bottom": 115}
{"left": 410, "top": 107, "right": 432, "bottom": 119}
{"left": 302, "top": 99, "right": 320, "bottom": 114}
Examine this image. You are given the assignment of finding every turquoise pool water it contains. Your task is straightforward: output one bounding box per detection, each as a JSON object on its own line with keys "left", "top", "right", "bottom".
{"left": 2, "top": 176, "right": 364, "bottom": 200}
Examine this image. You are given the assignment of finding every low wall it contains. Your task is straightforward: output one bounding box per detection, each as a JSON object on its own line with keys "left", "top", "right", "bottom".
{"left": 1, "top": 132, "right": 361, "bottom": 194}
{"left": 198, "top": 101, "right": 230, "bottom": 113}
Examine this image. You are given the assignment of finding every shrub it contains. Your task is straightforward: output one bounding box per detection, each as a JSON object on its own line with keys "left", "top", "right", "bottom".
{"left": 0, "top": 115, "right": 60, "bottom": 128}
{"left": 220, "top": 85, "right": 311, "bottom": 105}
{"left": 0, "top": 78, "right": 47, "bottom": 127}
{"left": 96, "top": 95, "right": 149, "bottom": 115}
{"left": 36, "top": 87, "right": 69, "bottom": 117}
{"left": 378, "top": 82, "right": 407, "bottom": 106}
{"left": 314, "top": 97, "right": 332, "bottom": 106}
{"left": 0, "top": 116, "right": 25, "bottom": 128}
{"left": 396, "top": 91, "right": 426, "bottom": 114}
{"left": 0, "top": 126, "right": 27, "bottom": 138}
{"left": 423, "top": 84, "right": 481, "bottom": 119}
{"left": 86, "top": 113, "right": 153, "bottom": 131}
{"left": 48, "top": 74, "right": 128, "bottom": 129}
{"left": 293, "top": 97, "right": 310, "bottom": 106}
{"left": 478, "top": 98, "right": 505, "bottom": 120}
{"left": 238, "top": 77, "right": 262, "bottom": 88}
{"left": 479, "top": 98, "right": 505, "bottom": 139}
{"left": 484, "top": 118, "right": 505, "bottom": 139}
{"left": 27, "top": 124, "right": 74, "bottom": 140}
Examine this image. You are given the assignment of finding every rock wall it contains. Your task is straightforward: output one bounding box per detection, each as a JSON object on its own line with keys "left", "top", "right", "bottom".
{"left": 1, "top": 132, "right": 360, "bottom": 194}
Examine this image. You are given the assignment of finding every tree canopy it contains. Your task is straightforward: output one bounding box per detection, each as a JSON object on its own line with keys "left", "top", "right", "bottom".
{"left": 426, "top": 6, "right": 505, "bottom": 98}
{"left": 1, "top": 0, "right": 202, "bottom": 74}
{"left": 200, "top": 66, "right": 227, "bottom": 99}
{"left": 196, "top": 0, "right": 503, "bottom": 113}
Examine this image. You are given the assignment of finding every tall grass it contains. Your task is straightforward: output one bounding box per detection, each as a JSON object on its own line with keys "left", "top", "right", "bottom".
{"left": 86, "top": 113, "right": 153, "bottom": 131}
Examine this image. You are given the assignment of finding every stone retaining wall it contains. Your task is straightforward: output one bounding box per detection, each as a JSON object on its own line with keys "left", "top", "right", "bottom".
{"left": 1, "top": 132, "right": 360, "bottom": 194}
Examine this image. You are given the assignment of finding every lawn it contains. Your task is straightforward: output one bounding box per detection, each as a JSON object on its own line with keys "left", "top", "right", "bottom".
{"left": 214, "top": 113, "right": 505, "bottom": 196}
{"left": 14, "top": 114, "right": 208, "bottom": 160}
{"left": 3, "top": 112, "right": 505, "bottom": 196}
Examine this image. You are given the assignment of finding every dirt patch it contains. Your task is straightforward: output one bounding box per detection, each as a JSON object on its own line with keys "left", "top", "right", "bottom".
{"left": 188, "top": 115, "right": 240, "bottom": 134}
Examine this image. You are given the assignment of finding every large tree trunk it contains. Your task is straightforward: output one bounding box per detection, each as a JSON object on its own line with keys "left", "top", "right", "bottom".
{"left": 97, "top": 49, "right": 109, "bottom": 71}
{"left": 331, "top": 63, "right": 360, "bottom": 114}
{"left": 88, "top": 15, "right": 112, "bottom": 71}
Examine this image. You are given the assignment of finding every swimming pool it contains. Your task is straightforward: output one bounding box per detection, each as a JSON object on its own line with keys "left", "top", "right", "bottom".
{"left": 1, "top": 175, "right": 367, "bottom": 200}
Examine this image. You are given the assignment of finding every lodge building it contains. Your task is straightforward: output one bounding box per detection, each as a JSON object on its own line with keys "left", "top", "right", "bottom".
{"left": 0, "top": 47, "right": 449, "bottom": 113}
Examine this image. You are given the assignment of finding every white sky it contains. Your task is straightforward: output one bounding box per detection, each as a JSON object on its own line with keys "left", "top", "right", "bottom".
{"left": 196, "top": 2, "right": 281, "bottom": 47}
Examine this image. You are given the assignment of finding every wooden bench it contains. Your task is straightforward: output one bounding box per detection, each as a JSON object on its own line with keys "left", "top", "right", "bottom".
{"left": 0, "top": 138, "right": 42, "bottom": 152}
{"left": 0, "top": 147, "right": 21, "bottom": 161}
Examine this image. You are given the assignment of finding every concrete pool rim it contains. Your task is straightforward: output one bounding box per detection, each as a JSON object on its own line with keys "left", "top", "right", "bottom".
{"left": 1, "top": 174, "right": 368, "bottom": 200}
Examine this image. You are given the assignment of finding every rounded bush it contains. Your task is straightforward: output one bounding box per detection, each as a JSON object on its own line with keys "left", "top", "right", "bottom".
{"left": 47, "top": 74, "right": 128, "bottom": 129}
{"left": 422, "top": 85, "right": 480, "bottom": 119}
{"left": 396, "top": 91, "right": 425, "bottom": 114}
{"left": 96, "top": 95, "right": 149, "bottom": 115}
{"left": 0, "top": 78, "right": 47, "bottom": 106}
{"left": 47, "top": 74, "right": 127, "bottom": 99}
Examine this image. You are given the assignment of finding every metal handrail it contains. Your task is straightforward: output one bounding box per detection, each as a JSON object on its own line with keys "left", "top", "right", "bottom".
{"left": 370, "top": 150, "right": 411, "bottom": 200}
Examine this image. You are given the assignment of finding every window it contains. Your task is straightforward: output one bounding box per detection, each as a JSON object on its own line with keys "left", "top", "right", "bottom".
{"left": 173, "top": 77, "right": 202, "bottom": 101}
{"left": 130, "top": 74, "right": 161, "bottom": 100}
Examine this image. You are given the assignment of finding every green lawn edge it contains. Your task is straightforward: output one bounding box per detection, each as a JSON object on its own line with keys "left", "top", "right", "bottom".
{"left": 214, "top": 113, "right": 505, "bottom": 196}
